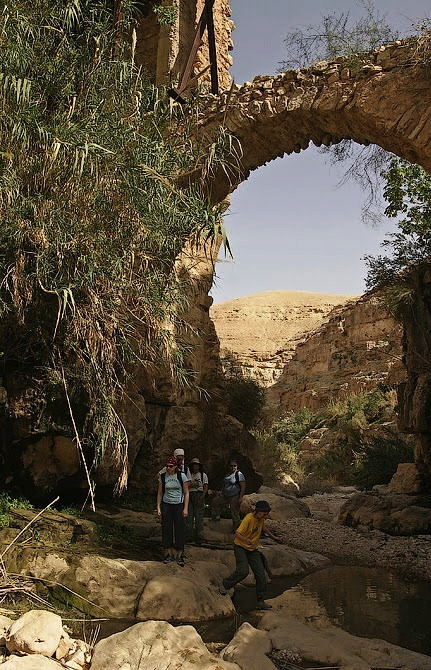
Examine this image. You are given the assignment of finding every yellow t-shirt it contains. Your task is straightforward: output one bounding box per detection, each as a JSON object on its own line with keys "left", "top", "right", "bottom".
{"left": 234, "top": 513, "right": 264, "bottom": 551}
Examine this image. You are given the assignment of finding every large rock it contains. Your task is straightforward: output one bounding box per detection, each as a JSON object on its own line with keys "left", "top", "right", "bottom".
{"left": 1, "top": 656, "right": 61, "bottom": 669}
{"left": 6, "top": 610, "right": 64, "bottom": 657}
{"left": 241, "top": 493, "right": 310, "bottom": 520}
{"left": 338, "top": 492, "right": 431, "bottom": 535}
{"left": 186, "top": 544, "right": 330, "bottom": 583}
{"left": 26, "top": 554, "right": 235, "bottom": 621}
{"left": 222, "top": 622, "right": 275, "bottom": 670}
{"left": 388, "top": 462, "right": 423, "bottom": 493}
{"left": 258, "top": 589, "right": 431, "bottom": 670}
{"left": 90, "top": 620, "right": 240, "bottom": 670}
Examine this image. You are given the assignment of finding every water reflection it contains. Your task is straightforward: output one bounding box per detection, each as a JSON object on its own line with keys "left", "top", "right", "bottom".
{"left": 288, "top": 566, "right": 431, "bottom": 655}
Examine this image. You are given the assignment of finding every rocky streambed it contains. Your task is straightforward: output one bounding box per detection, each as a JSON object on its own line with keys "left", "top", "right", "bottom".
{"left": 0, "top": 488, "right": 431, "bottom": 669}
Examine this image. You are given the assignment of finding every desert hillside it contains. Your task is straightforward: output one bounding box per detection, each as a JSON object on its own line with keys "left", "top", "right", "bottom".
{"left": 210, "top": 290, "right": 355, "bottom": 385}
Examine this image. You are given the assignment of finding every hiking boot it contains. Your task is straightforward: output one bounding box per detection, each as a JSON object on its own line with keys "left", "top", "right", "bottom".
{"left": 219, "top": 582, "right": 228, "bottom": 596}
{"left": 163, "top": 555, "right": 173, "bottom": 564}
{"left": 255, "top": 600, "right": 273, "bottom": 610}
{"left": 177, "top": 556, "right": 185, "bottom": 567}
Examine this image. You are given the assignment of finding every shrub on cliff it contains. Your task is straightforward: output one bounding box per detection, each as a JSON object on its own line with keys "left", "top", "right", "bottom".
{"left": 221, "top": 351, "right": 265, "bottom": 429}
{"left": 353, "top": 436, "right": 415, "bottom": 490}
{"left": 0, "top": 0, "right": 234, "bottom": 496}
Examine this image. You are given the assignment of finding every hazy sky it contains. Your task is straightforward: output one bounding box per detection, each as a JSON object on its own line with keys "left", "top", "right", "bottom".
{"left": 210, "top": 1, "right": 430, "bottom": 304}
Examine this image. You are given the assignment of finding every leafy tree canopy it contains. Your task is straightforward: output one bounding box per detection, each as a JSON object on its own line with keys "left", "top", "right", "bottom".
{"left": 365, "top": 159, "right": 431, "bottom": 294}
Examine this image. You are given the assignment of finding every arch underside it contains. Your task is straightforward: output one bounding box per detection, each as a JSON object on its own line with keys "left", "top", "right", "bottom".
{"left": 199, "top": 39, "right": 431, "bottom": 201}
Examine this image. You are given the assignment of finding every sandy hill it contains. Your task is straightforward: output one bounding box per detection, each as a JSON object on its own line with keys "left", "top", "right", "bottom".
{"left": 210, "top": 290, "right": 356, "bottom": 386}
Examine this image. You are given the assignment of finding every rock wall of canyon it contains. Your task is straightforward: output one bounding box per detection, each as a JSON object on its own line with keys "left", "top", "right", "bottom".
{"left": 210, "top": 291, "right": 354, "bottom": 386}
{"left": 265, "top": 293, "right": 404, "bottom": 417}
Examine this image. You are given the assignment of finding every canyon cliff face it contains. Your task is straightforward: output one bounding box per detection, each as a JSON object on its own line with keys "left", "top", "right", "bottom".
{"left": 210, "top": 291, "right": 354, "bottom": 386}
{"left": 265, "top": 293, "right": 404, "bottom": 417}
{"left": 397, "top": 266, "right": 431, "bottom": 487}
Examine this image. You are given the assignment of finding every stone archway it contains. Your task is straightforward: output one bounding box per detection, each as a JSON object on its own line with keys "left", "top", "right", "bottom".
{"left": 198, "top": 38, "right": 431, "bottom": 202}
{"left": 188, "top": 35, "right": 431, "bottom": 487}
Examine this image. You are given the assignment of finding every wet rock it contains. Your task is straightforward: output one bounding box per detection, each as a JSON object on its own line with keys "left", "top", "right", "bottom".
{"left": 222, "top": 622, "right": 275, "bottom": 670}
{"left": 241, "top": 493, "right": 310, "bottom": 520}
{"left": 90, "top": 620, "right": 240, "bottom": 670}
{"left": 6, "top": 610, "right": 64, "bottom": 657}
{"left": 258, "top": 594, "right": 431, "bottom": 670}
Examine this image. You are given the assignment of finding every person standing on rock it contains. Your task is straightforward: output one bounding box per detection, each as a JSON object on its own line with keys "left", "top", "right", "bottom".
{"left": 157, "top": 455, "right": 190, "bottom": 566}
{"left": 186, "top": 457, "right": 209, "bottom": 545}
{"left": 219, "top": 499, "right": 282, "bottom": 610}
{"left": 212, "top": 459, "right": 246, "bottom": 531}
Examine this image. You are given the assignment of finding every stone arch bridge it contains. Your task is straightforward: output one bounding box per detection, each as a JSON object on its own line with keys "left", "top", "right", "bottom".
{"left": 190, "top": 36, "right": 431, "bottom": 486}
{"left": 197, "top": 37, "right": 431, "bottom": 201}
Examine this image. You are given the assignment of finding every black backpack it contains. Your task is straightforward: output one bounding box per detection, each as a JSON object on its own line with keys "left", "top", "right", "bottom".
{"left": 161, "top": 470, "right": 184, "bottom": 495}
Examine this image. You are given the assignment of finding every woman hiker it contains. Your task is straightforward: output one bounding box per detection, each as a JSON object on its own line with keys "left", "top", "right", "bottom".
{"left": 219, "top": 499, "right": 283, "bottom": 610}
{"left": 186, "top": 457, "right": 209, "bottom": 545}
{"left": 156, "top": 455, "right": 190, "bottom": 566}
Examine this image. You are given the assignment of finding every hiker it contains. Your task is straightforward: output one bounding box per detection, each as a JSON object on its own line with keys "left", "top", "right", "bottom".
{"left": 186, "top": 457, "right": 209, "bottom": 545}
{"left": 211, "top": 459, "right": 246, "bottom": 531}
{"left": 156, "top": 455, "right": 190, "bottom": 567}
{"left": 219, "top": 500, "right": 282, "bottom": 610}
{"left": 158, "top": 447, "right": 191, "bottom": 479}
{"left": 174, "top": 447, "right": 192, "bottom": 479}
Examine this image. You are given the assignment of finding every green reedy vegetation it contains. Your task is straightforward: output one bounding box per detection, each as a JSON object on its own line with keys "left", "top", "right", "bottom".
{"left": 0, "top": 493, "right": 33, "bottom": 528}
{"left": 221, "top": 351, "right": 265, "bottom": 429}
{"left": 253, "top": 390, "right": 413, "bottom": 491}
{"left": 0, "top": 1, "right": 233, "bottom": 491}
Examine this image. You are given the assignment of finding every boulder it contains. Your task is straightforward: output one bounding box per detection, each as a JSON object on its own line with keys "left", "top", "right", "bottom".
{"left": 6, "top": 610, "right": 64, "bottom": 657}
{"left": 259, "top": 601, "right": 431, "bottom": 670}
{"left": 90, "top": 620, "right": 240, "bottom": 670}
{"left": 1, "top": 656, "right": 61, "bottom": 669}
{"left": 388, "top": 462, "right": 423, "bottom": 493}
{"left": 0, "top": 615, "right": 13, "bottom": 646}
{"left": 278, "top": 474, "right": 300, "bottom": 496}
{"left": 28, "top": 554, "right": 235, "bottom": 621}
{"left": 186, "top": 544, "right": 330, "bottom": 583}
{"left": 241, "top": 493, "right": 310, "bottom": 520}
{"left": 222, "top": 622, "right": 276, "bottom": 670}
{"left": 338, "top": 492, "right": 431, "bottom": 535}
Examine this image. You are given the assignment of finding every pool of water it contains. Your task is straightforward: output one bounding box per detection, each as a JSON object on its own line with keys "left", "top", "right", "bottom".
{"left": 288, "top": 565, "right": 431, "bottom": 656}
{"left": 73, "top": 567, "right": 431, "bottom": 656}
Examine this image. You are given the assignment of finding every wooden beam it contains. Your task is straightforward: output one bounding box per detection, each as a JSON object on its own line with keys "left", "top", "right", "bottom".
{"left": 205, "top": 0, "right": 219, "bottom": 95}
{"left": 168, "top": 0, "right": 216, "bottom": 102}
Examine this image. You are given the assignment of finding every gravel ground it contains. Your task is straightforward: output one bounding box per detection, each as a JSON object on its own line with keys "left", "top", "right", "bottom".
{"left": 270, "top": 517, "right": 431, "bottom": 581}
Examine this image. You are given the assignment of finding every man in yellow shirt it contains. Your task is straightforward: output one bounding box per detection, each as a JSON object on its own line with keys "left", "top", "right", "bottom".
{"left": 219, "top": 500, "right": 282, "bottom": 610}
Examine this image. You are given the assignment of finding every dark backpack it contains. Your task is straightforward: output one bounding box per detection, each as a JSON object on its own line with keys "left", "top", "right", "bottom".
{"left": 161, "top": 470, "right": 184, "bottom": 495}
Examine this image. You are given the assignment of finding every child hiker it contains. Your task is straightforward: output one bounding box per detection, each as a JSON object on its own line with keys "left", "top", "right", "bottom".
{"left": 219, "top": 499, "right": 282, "bottom": 610}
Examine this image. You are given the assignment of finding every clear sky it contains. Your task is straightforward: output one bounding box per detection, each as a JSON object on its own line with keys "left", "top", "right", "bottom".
{"left": 210, "top": 1, "right": 430, "bottom": 303}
